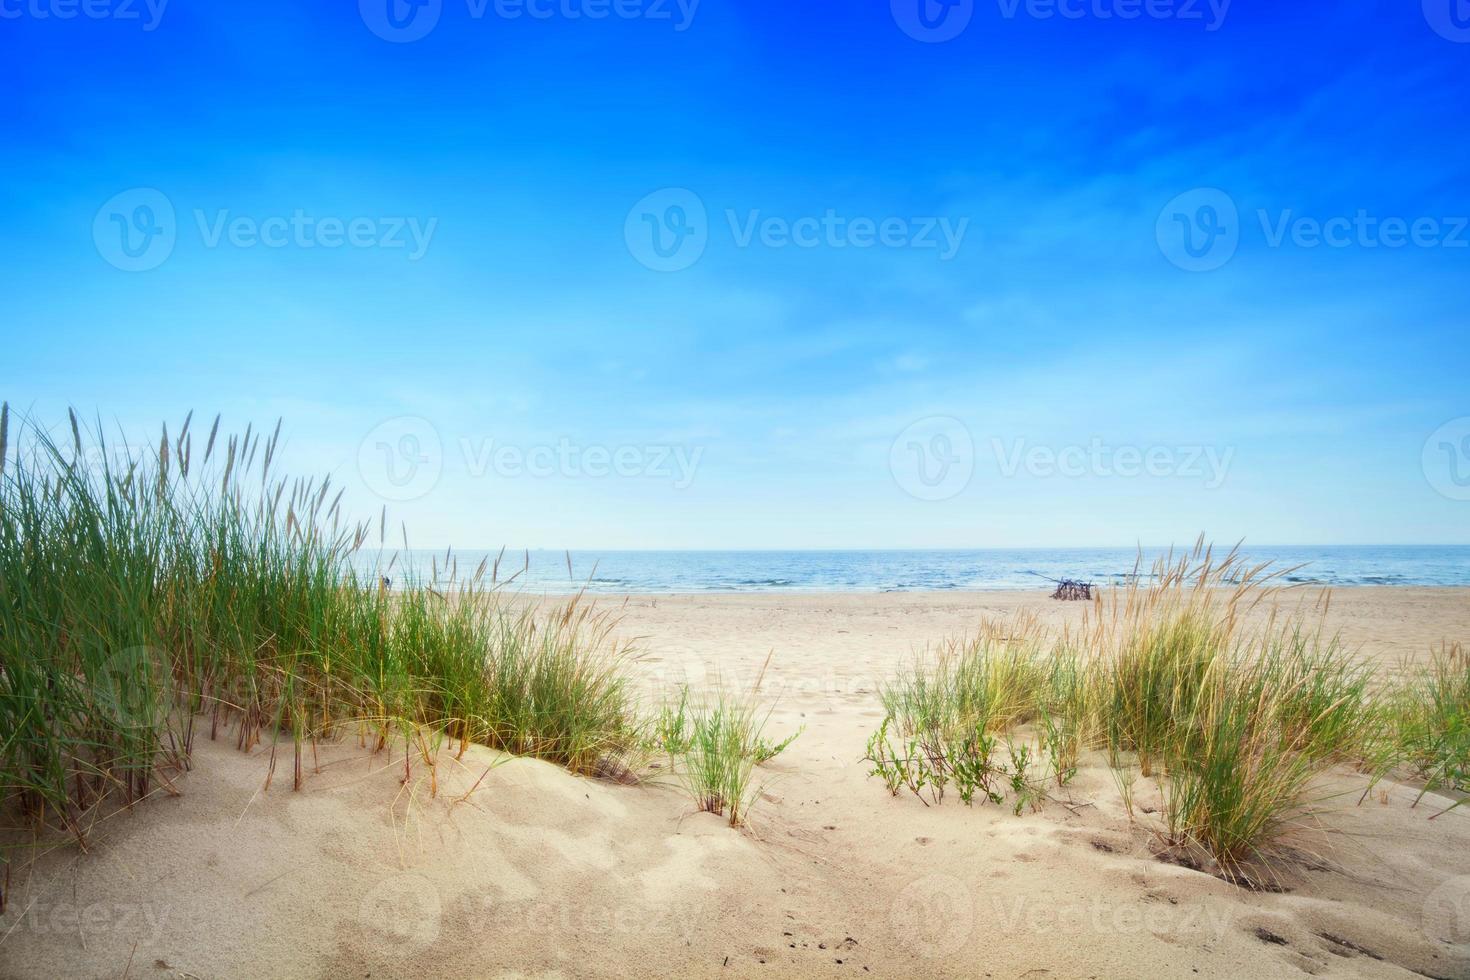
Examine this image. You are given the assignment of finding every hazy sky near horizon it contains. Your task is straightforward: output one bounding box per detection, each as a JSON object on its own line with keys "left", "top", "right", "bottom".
{"left": 2, "top": 1, "right": 1468, "bottom": 549}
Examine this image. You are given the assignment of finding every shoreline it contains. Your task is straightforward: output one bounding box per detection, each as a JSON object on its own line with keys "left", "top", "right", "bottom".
{"left": 508, "top": 583, "right": 1470, "bottom": 596}
{"left": 366, "top": 546, "right": 1470, "bottom": 594}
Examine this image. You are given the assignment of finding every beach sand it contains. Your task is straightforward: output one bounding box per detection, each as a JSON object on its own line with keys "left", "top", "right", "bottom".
{"left": 3, "top": 588, "right": 1468, "bottom": 979}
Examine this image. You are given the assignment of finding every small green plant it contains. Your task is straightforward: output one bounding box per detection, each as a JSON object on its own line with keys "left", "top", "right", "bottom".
{"left": 1006, "top": 740, "right": 1045, "bottom": 816}
{"left": 653, "top": 685, "right": 694, "bottom": 757}
{"left": 946, "top": 724, "right": 1004, "bottom": 807}
{"left": 754, "top": 726, "right": 803, "bottom": 764}
{"left": 866, "top": 716, "right": 1032, "bottom": 810}
{"left": 866, "top": 720, "right": 900, "bottom": 795}
{"left": 671, "top": 689, "right": 797, "bottom": 827}
{"left": 864, "top": 719, "right": 943, "bottom": 804}
{"left": 865, "top": 718, "right": 912, "bottom": 797}
{"left": 1037, "top": 651, "right": 1087, "bottom": 787}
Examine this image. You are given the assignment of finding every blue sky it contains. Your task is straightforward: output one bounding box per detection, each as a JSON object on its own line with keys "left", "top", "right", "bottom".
{"left": 2, "top": 0, "right": 1468, "bottom": 548}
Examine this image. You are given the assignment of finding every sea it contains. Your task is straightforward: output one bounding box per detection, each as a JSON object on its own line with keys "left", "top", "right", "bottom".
{"left": 363, "top": 545, "right": 1470, "bottom": 593}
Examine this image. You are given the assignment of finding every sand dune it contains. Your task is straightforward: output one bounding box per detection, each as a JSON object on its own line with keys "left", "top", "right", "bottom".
{"left": 3, "top": 588, "right": 1468, "bottom": 979}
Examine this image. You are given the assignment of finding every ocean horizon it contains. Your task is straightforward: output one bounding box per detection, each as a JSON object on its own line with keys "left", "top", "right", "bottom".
{"left": 364, "top": 545, "right": 1470, "bottom": 593}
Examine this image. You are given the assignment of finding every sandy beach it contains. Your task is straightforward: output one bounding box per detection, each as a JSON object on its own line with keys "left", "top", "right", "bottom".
{"left": 2, "top": 587, "right": 1468, "bottom": 979}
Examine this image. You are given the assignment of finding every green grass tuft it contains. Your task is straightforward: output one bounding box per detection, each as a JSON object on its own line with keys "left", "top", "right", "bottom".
{"left": 0, "top": 407, "right": 640, "bottom": 846}
{"left": 866, "top": 539, "right": 1464, "bottom": 881}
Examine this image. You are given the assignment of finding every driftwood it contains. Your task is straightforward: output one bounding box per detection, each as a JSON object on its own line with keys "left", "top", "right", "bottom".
{"left": 1049, "top": 578, "right": 1094, "bottom": 601}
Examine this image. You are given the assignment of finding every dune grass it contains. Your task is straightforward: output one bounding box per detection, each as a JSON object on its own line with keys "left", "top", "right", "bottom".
{"left": 878, "top": 617, "right": 1049, "bottom": 741}
{"left": 0, "top": 407, "right": 640, "bottom": 847}
{"left": 1390, "top": 641, "right": 1469, "bottom": 805}
{"left": 652, "top": 682, "right": 798, "bottom": 827}
{"left": 867, "top": 540, "right": 1458, "bottom": 882}
{"left": 868, "top": 618, "right": 1057, "bottom": 808}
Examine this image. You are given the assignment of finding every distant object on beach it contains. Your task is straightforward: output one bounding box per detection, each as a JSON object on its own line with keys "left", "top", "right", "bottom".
{"left": 1049, "top": 578, "right": 1094, "bottom": 601}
